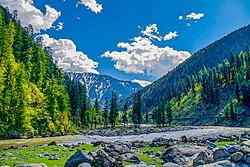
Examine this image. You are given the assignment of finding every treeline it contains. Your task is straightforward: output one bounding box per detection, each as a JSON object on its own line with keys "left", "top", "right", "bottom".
{"left": 0, "top": 7, "right": 71, "bottom": 138}
{"left": 154, "top": 50, "right": 250, "bottom": 126}
{"left": 65, "top": 75, "right": 144, "bottom": 128}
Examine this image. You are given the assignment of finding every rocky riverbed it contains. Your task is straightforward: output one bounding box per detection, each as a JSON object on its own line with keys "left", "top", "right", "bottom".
{"left": 1, "top": 126, "right": 250, "bottom": 167}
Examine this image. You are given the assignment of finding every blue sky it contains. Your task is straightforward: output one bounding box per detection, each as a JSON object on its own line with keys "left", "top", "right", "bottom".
{"left": 3, "top": 0, "right": 250, "bottom": 83}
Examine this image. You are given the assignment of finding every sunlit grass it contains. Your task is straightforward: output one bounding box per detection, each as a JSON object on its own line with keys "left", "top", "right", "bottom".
{"left": 138, "top": 146, "right": 165, "bottom": 153}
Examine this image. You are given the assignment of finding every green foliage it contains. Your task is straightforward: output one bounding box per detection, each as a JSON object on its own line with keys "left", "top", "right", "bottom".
{"left": 0, "top": 7, "right": 71, "bottom": 138}
{"left": 132, "top": 90, "right": 142, "bottom": 127}
{"left": 109, "top": 91, "right": 119, "bottom": 128}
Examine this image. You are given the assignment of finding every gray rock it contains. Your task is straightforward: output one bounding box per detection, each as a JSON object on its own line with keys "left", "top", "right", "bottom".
{"left": 122, "top": 153, "right": 140, "bottom": 163}
{"left": 243, "top": 155, "right": 250, "bottom": 164}
{"left": 13, "top": 163, "right": 48, "bottom": 167}
{"left": 77, "top": 163, "right": 91, "bottom": 167}
{"left": 242, "top": 140, "right": 250, "bottom": 147}
{"left": 2, "top": 152, "right": 13, "bottom": 156}
{"left": 65, "top": 150, "right": 94, "bottom": 167}
{"left": 197, "top": 160, "right": 236, "bottom": 167}
{"left": 230, "top": 152, "right": 244, "bottom": 162}
{"left": 125, "top": 161, "right": 148, "bottom": 167}
{"left": 241, "top": 145, "right": 250, "bottom": 154}
{"left": 226, "top": 144, "right": 241, "bottom": 153}
{"left": 193, "top": 151, "right": 209, "bottom": 167}
{"left": 213, "top": 147, "right": 229, "bottom": 161}
{"left": 206, "top": 142, "right": 217, "bottom": 149}
{"left": 162, "top": 162, "right": 180, "bottom": 167}
{"left": 162, "top": 144, "right": 210, "bottom": 166}
{"left": 49, "top": 154, "right": 59, "bottom": 160}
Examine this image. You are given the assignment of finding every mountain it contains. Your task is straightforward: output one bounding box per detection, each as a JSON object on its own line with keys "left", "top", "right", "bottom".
{"left": 123, "top": 24, "right": 250, "bottom": 112}
{"left": 65, "top": 72, "right": 142, "bottom": 104}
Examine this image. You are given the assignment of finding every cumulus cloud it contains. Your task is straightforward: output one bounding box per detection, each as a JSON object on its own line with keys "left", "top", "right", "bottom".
{"left": 0, "top": 0, "right": 61, "bottom": 33}
{"left": 56, "top": 22, "right": 64, "bottom": 31}
{"left": 37, "top": 34, "right": 99, "bottom": 74}
{"left": 132, "top": 80, "right": 152, "bottom": 87}
{"left": 164, "top": 31, "right": 178, "bottom": 41}
{"left": 102, "top": 36, "right": 191, "bottom": 78}
{"left": 186, "top": 12, "right": 204, "bottom": 20}
{"left": 141, "top": 24, "right": 162, "bottom": 41}
{"left": 179, "top": 16, "right": 183, "bottom": 20}
{"left": 76, "top": 0, "right": 103, "bottom": 14}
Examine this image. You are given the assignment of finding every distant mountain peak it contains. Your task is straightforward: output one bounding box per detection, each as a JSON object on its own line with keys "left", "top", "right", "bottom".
{"left": 65, "top": 72, "right": 142, "bottom": 104}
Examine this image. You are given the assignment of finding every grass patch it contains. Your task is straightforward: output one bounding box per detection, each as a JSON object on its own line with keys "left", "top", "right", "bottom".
{"left": 138, "top": 146, "right": 165, "bottom": 153}
{"left": 216, "top": 141, "right": 237, "bottom": 148}
{"left": 135, "top": 153, "right": 163, "bottom": 167}
{"left": 0, "top": 144, "right": 96, "bottom": 166}
{"left": 123, "top": 161, "right": 136, "bottom": 166}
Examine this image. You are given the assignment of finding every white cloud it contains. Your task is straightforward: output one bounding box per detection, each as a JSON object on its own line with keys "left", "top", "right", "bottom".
{"left": 37, "top": 34, "right": 99, "bottom": 74}
{"left": 102, "top": 36, "right": 191, "bottom": 78}
{"left": 186, "top": 12, "right": 204, "bottom": 20}
{"left": 56, "top": 22, "right": 64, "bottom": 31}
{"left": 179, "top": 16, "right": 183, "bottom": 20}
{"left": 141, "top": 24, "right": 162, "bottom": 41}
{"left": 164, "top": 31, "right": 178, "bottom": 41}
{"left": 0, "top": 0, "right": 61, "bottom": 33}
{"left": 132, "top": 80, "right": 151, "bottom": 87}
{"left": 76, "top": 0, "right": 103, "bottom": 14}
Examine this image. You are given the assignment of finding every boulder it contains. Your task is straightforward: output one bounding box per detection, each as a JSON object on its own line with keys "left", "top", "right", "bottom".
{"left": 206, "top": 142, "right": 217, "bottom": 150}
{"left": 226, "top": 144, "right": 241, "bottom": 153}
{"left": 230, "top": 152, "right": 244, "bottom": 162}
{"left": 243, "top": 156, "right": 250, "bottom": 164}
{"left": 49, "top": 154, "right": 59, "bottom": 160}
{"left": 92, "top": 149, "right": 119, "bottom": 167}
{"left": 241, "top": 145, "right": 250, "bottom": 154}
{"left": 213, "top": 147, "right": 229, "bottom": 161}
{"left": 13, "top": 163, "right": 48, "bottom": 167}
{"left": 122, "top": 153, "right": 140, "bottom": 163}
{"left": 125, "top": 161, "right": 148, "bottom": 167}
{"left": 242, "top": 140, "right": 250, "bottom": 147}
{"left": 162, "top": 162, "right": 180, "bottom": 167}
{"left": 47, "top": 141, "right": 56, "bottom": 146}
{"left": 197, "top": 160, "right": 235, "bottom": 167}
{"left": 162, "top": 145, "right": 210, "bottom": 166}
{"left": 77, "top": 163, "right": 91, "bottom": 167}
{"left": 192, "top": 151, "right": 210, "bottom": 167}
{"left": 110, "top": 143, "right": 131, "bottom": 154}
{"left": 65, "top": 150, "right": 94, "bottom": 167}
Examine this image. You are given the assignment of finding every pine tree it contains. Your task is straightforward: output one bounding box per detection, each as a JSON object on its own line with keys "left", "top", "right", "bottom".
{"left": 132, "top": 90, "right": 142, "bottom": 128}
{"left": 166, "top": 101, "right": 173, "bottom": 126}
{"left": 94, "top": 98, "right": 100, "bottom": 129}
{"left": 122, "top": 103, "right": 128, "bottom": 127}
{"left": 103, "top": 98, "right": 109, "bottom": 128}
{"left": 109, "top": 91, "right": 118, "bottom": 128}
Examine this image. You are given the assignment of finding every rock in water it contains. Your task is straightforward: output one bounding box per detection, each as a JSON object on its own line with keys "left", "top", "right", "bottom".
{"left": 65, "top": 150, "right": 94, "bottom": 167}
{"left": 77, "top": 163, "right": 91, "bottom": 167}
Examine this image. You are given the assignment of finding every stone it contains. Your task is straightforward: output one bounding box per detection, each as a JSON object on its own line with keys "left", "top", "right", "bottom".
{"left": 2, "top": 152, "right": 13, "bottom": 156}
{"left": 47, "top": 141, "right": 56, "bottom": 146}
{"left": 197, "top": 160, "right": 236, "bottom": 167}
{"left": 243, "top": 156, "right": 250, "bottom": 164}
{"left": 242, "top": 140, "right": 250, "bottom": 147}
{"left": 65, "top": 150, "right": 94, "bottom": 167}
{"left": 193, "top": 151, "right": 209, "bottom": 167}
{"left": 111, "top": 143, "right": 131, "bottom": 154}
{"left": 77, "top": 163, "right": 91, "bottom": 167}
{"left": 213, "top": 147, "right": 229, "bottom": 161}
{"left": 230, "top": 152, "right": 244, "bottom": 162}
{"left": 13, "top": 163, "right": 48, "bottom": 167}
{"left": 226, "top": 144, "right": 241, "bottom": 153}
{"left": 125, "top": 161, "right": 148, "bottom": 167}
{"left": 162, "top": 144, "right": 210, "bottom": 166}
{"left": 49, "top": 154, "right": 59, "bottom": 160}
{"left": 241, "top": 145, "right": 250, "bottom": 153}
{"left": 162, "top": 162, "right": 180, "bottom": 167}
{"left": 206, "top": 142, "right": 217, "bottom": 149}
{"left": 122, "top": 153, "right": 140, "bottom": 163}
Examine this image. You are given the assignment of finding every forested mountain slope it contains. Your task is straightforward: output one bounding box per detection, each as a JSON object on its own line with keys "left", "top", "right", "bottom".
{"left": 152, "top": 51, "right": 250, "bottom": 127}
{"left": 0, "top": 7, "right": 71, "bottom": 138}
{"left": 65, "top": 72, "right": 142, "bottom": 104}
{"left": 123, "top": 24, "right": 250, "bottom": 111}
